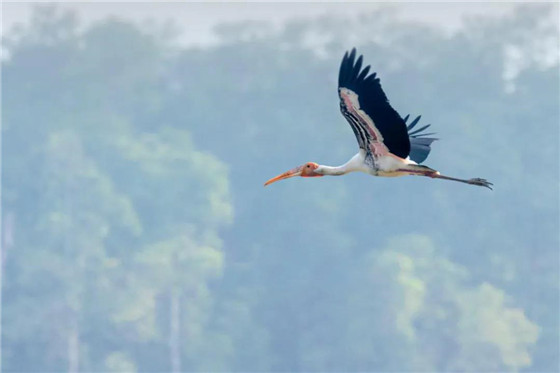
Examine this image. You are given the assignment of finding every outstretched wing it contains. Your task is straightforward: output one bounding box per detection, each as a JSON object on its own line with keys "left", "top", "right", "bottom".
{"left": 338, "top": 48, "right": 411, "bottom": 159}
{"left": 403, "top": 114, "right": 438, "bottom": 164}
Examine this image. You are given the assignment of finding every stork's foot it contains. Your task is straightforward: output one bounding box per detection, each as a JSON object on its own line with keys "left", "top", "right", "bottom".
{"left": 468, "top": 178, "right": 493, "bottom": 190}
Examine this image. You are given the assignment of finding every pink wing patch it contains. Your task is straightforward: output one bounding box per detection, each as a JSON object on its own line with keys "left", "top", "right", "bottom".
{"left": 339, "top": 88, "right": 389, "bottom": 157}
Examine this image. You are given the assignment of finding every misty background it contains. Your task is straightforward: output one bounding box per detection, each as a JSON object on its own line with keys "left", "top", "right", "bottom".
{"left": 1, "top": 2, "right": 559, "bottom": 372}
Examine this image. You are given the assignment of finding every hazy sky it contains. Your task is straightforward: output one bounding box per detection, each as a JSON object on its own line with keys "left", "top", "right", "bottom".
{"left": 3, "top": 2, "right": 521, "bottom": 47}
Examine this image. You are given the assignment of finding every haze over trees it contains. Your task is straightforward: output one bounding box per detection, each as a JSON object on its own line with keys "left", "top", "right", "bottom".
{"left": 2, "top": 4, "right": 558, "bottom": 372}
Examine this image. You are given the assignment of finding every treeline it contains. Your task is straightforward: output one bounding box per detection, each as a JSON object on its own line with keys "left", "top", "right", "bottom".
{"left": 2, "top": 4, "right": 558, "bottom": 371}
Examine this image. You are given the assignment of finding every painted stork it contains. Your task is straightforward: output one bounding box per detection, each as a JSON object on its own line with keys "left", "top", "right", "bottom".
{"left": 264, "top": 48, "right": 492, "bottom": 190}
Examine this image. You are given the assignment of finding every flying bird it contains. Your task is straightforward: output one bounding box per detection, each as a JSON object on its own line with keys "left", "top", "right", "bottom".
{"left": 264, "top": 48, "right": 492, "bottom": 190}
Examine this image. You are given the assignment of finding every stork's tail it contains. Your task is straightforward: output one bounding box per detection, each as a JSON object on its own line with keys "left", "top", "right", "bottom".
{"left": 404, "top": 114, "right": 438, "bottom": 164}
{"left": 410, "top": 137, "right": 437, "bottom": 164}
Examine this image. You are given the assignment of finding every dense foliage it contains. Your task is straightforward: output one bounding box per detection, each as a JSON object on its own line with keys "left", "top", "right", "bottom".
{"left": 2, "top": 4, "right": 558, "bottom": 372}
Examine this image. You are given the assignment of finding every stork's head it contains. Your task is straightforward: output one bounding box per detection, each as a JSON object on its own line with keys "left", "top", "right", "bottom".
{"left": 264, "top": 162, "right": 323, "bottom": 186}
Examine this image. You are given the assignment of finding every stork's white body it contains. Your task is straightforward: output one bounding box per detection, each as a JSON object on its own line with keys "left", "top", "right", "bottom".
{"left": 316, "top": 150, "right": 421, "bottom": 178}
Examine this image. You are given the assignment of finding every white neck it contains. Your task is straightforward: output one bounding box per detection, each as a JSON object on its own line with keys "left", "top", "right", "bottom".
{"left": 316, "top": 164, "right": 348, "bottom": 176}
{"left": 316, "top": 152, "right": 368, "bottom": 176}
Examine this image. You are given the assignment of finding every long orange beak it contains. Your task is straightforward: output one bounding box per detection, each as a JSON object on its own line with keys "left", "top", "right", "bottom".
{"left": 264, "top": 166, "right": 302, "bottom": 186}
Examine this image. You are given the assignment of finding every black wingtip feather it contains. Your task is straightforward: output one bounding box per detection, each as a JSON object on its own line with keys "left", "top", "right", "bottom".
{"left": 353, "top": 55, "right": 363, "bottom": 81}
{"left": 409, "top": 124, "right": 432, "bottom": 136}
{"left": 339, "top": 50, "right": 351, "bottom": 87}
{"left": 407, "top": 115, "right": 422, "bottom": 130}
{"left": 357, "top": 65, "right": 370, "bottom": 82}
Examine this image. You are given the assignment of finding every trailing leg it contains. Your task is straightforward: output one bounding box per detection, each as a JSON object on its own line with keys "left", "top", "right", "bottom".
{"left": 397, "top": 164, "right": 493, "bottom": 190}
{"left": 430, "top": 173, "right": 493, "bottom": 189}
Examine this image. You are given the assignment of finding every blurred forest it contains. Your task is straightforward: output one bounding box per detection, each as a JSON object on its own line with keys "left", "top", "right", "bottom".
{"left": 2, "top": 4, "right": 559, "bottom": 372}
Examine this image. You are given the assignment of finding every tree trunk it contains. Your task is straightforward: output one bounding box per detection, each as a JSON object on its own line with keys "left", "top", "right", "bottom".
{"left": 1, "top": 212, "right": 15, "bottom": 373}
{"left": 169, "top": 289, "right": 182, "bottom": 372}
{"left": 68, "top": 316, "right": 79, "bottom": 373}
